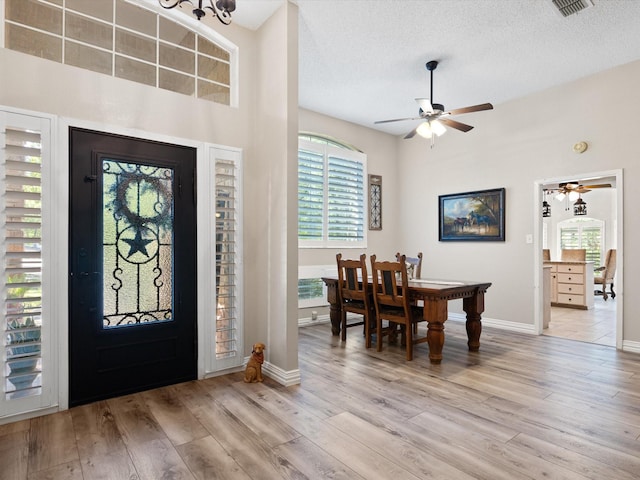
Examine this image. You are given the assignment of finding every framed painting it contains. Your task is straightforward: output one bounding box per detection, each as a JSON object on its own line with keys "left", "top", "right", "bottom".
{"left": 439, "top": 188, "right": 505, "bottom": 241}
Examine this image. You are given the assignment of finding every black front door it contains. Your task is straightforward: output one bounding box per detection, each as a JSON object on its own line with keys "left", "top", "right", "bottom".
{"left": 69, "top": 127, "right": 197, "bottom": 407}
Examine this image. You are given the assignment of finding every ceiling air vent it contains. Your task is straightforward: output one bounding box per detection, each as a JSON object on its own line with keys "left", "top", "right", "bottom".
{"left": 551, "top": 0, "right": 594, "bottom": 17}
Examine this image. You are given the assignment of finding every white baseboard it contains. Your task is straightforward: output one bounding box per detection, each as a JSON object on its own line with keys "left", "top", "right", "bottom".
{"left": 298, "top": 313, "right": 330, "bottom": 327}
{"left": 447, "top": 313, "right": 537, "bottom": 334}
{"left": 262, "top": 361, "right": 301, "bottom": 386}
{"left": 622, "top": 339, "right": 640, "bottom": 354}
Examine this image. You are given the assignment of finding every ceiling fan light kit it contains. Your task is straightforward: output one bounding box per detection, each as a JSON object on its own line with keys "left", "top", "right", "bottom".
{"left": 374, "top": 60, "right": 493, "bottom": 147}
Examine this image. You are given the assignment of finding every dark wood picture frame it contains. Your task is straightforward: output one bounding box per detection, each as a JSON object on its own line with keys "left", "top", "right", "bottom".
{"left": 439, "top": 188, "right": 505, "bottom": 241}
{"left": 368, "top": 174, "right": 382, "bottom": 230}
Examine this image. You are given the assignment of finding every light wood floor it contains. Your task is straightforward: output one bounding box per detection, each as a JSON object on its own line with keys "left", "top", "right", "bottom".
{"left": 2, "top": 319, "right": 640, "bottom": 479}
{"left": 544, "top": 295, "right": 617, "bottom": 346}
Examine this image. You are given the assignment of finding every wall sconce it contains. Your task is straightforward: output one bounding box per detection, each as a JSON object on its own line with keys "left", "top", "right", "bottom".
{"left": 542, "top": 200, "right": 551, "bottom": 217}
{"left": 573, "top": 196, "right": 587, "bottom": 216}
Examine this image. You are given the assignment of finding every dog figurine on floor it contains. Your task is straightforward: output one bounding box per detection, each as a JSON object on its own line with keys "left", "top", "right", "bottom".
{"left": 244, "top": 342, "right": 265, "bottom": 383}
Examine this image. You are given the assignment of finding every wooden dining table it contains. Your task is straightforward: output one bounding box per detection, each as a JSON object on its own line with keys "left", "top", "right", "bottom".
{"left": 321, "top": 276, "right": 492, "bottom": 364}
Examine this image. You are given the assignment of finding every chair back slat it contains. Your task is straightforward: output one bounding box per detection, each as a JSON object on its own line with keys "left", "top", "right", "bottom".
{"left": 336, "top": 253, "right": 375, "bottom": 345}
{"left": 371, "top": 254, "right": 409, "bottom": 310}
{"left": 396, "top": 252, "right": 423, "bottom": 278}
{"left": 337, "top": 253, "right": 369, "bottom": 303}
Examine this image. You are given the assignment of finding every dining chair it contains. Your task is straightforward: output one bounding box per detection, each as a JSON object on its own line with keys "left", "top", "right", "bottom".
{"left": 395, "top": 252, "right": 423, "bottom": 279}
{"left": 396, "top": 251, "right": 424, "bottom": 333}
{"left": 336, "top": 253, "right": 375, "bottom": 347}
{"left": 561, "top": 249, "right": 586, "bottom": 261}
{"left": 594, "top": 248, "right": 616, "bottom": 300}
{"left": 542, "top": 249, "right": 551, "bottom": 261}
{"left": 370, "top": 254, "right": 428, "bottom": 360}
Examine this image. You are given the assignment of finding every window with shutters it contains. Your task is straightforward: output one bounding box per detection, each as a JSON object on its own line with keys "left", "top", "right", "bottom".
{"left": 204, "top": 146, "right": 243, "bottom": 373}
{"left": 298, "top": 136, "right": 367, "bottom": 248}
{"left": 558, "top": 218, "right": 604, "bottom": 266}
{"left": 1, "top": 110, "right": 55, "bottom": 415}
{"left": 215, "top": 157, "right": 239, "bottom": 360}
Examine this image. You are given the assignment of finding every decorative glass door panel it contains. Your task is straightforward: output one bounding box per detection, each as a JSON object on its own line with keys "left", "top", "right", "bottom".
{"left": 102, "top": 160, "right": 174, "bottom": 328}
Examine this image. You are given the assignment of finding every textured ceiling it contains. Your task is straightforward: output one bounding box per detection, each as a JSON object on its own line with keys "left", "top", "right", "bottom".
{"left": 237, "top": 0, "right": 640, "bottom": 137}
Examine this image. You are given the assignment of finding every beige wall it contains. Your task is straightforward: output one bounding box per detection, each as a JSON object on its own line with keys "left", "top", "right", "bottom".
{"left": 300, "top": 59, "right": 640, "bottom": 348}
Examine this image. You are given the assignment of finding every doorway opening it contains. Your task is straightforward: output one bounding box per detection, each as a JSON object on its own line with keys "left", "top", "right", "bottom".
{"left": 535, "top": 169, "right": 623, "bottom": 348}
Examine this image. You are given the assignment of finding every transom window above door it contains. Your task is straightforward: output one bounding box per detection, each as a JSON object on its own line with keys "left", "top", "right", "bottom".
{"left": 3, "top": 0, "right": 237, "bottom": 105}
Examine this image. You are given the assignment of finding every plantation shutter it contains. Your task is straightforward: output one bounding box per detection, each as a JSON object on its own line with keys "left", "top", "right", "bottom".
{"left": 582, "top": 226, "right": 602, "bottom": 265}
{"left": 206, "top": 146, "right": 243, "bottom": 374}
{"left": 215, "top": 158, "right": 239, "bottom": 360}
{"left": 560, "top": 227, "right": 580, "bottom": 249}
{"left": 1, "top": 111, "right": 54, "bottom": 415}
{"left": 298, "top": 148, "right": 324, "bottom": 241}
{"left": 298, "top": 139, "right": 367, "bottom": 248}
{"left": 327, "top": 154, "right": 364, "bottom": 242}
{"left": 558, "top": 220, "right": 604, "bottom": 267}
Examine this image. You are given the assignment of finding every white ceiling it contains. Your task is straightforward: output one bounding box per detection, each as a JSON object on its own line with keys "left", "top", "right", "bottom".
{"left": 236, "top": 0, "right": 640, "bottom": 137}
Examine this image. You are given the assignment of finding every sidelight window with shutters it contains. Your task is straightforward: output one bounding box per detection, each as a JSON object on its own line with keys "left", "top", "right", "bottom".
{"left": 1, "top": 110, "right": 55, "bottom": 415}
{"left": 200, "top": 146, "right": 243, "bottom": 373}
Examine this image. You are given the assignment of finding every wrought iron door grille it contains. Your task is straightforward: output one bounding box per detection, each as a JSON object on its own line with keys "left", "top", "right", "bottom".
{"left": 102, "top": 159, "right": 174, "bottom": 328}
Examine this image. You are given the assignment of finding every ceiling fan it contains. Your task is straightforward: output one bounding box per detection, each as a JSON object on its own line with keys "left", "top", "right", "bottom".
{"left": 552, "top": 182, "right": 613, "bottom": 195}
{"left": 374, "top": 60, "right": 494, "bottom": 142}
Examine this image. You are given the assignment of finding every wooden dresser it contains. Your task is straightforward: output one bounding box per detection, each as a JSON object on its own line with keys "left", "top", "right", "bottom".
{"left": 544, "top": 261, "right": 594, "bottom": 310}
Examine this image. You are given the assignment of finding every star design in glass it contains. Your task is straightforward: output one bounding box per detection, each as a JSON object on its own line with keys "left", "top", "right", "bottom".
{"left": 122, "top": 228, "right": 154, "bottom": 258}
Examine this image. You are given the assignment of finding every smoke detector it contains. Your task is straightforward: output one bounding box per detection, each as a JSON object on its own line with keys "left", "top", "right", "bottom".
{"left": 550, "top": 0, "right": 594, "bottom": 17}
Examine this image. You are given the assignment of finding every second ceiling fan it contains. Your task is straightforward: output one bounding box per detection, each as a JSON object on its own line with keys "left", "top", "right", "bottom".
{"left": 375, "top": 60, "right": 493, "bottom": 142}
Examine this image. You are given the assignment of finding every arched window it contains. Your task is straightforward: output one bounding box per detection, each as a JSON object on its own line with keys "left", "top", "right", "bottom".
{"left": 298, "top": 133, "right": 367, "bottom": 248}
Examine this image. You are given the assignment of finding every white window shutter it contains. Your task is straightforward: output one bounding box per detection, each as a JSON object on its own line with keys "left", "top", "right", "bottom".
{"left": 1, "top": 110, "right": 55, "bottom": 416}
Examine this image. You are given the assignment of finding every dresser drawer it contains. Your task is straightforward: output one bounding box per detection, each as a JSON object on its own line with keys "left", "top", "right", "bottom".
{"left": 558, "top": 283, "right": 582, "bottom": 294}
{"left": 558, "top": 264, "right": 584, "bottom": 274}
{"left": 557, "top": 293, "right": 585, "bottom": 306}
{"left": 557, "top": 273, "right": 584, "bottom": 284}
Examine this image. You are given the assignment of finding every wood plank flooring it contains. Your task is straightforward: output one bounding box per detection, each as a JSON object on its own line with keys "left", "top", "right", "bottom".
{"left": 2, "top": 318, "right": 640, "bottom": 479}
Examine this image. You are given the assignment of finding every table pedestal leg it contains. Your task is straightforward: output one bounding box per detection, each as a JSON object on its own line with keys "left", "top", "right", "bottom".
{"left": 324, "top": 281, "right": 341, "bottom": 336}
{"left": 463, "top": 290, "right": 485, "bottom": 351}
{"left": 426, "top": 321, "right": 445, "bottom": 364}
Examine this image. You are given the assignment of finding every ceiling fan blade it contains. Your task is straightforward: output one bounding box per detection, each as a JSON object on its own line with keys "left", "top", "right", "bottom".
{"left": 404, "top": 127, "right": 419, "bottom": 139}
{"left": 374, "top": 117, "right": 422, "bottom": 124}
{"left": 446, "top": 103, "right": 494, "bottom": 116}
{"left": 415, "top": 98, "right": 433, "bottom": 113}
{"left": 582, "top": 183, "right": 612, "bottom": 189}
{"left": 439, "top": 118, "right": 474, "bottom": 132}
